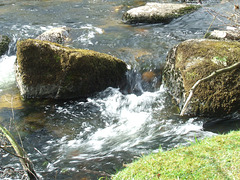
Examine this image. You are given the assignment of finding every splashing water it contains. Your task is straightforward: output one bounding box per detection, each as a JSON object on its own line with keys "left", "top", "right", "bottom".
{"left": 0, "top": 0, "right": 235, "bottom": 179}
{"left": 0, "top": 55, "right": 16, "bottom": 92}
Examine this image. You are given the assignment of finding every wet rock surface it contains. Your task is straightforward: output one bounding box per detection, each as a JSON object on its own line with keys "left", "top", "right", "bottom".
{"left": 0, "top": 35, "right": 10, "bottom": 56}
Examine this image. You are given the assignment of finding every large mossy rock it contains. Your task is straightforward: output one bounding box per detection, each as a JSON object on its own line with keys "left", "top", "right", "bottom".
{"left": 0, "top": 35, "right": 11, "bottom": 56}
{"left": 16, "top": 39, "right": 127, "bottom": 99}
{"left": 163, "top": 39, "right": 240, "bottom": 116}
{"left": 122, "top": 3, "right": 200, "bottom": 24}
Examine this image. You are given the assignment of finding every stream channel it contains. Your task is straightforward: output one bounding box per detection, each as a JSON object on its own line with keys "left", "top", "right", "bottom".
{"left": 0, "top": 0, "right": 240, "bottom": 179}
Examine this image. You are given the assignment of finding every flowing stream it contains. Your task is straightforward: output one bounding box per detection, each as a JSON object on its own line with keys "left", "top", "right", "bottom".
{"left": 0, "top": 0, "right": 240, "bottom": 179}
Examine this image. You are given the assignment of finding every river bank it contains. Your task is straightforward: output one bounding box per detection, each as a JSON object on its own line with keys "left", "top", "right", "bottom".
{"left": 113, "top": 130, "right": 240, "bottom": 179}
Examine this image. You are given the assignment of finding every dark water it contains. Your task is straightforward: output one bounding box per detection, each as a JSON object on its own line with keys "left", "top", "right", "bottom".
{"left": 0, "top": 0, "right": 240, "bottom": 179}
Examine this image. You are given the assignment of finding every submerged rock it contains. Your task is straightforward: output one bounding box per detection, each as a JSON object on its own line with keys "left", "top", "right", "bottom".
{"left": 36, "top": 27, "right": 70, "bottom": 44}
{"left": 0, "top": 35, "right": 10, "bottom": 56}
{"left": 16, "top": 39, "right": 127, "bottom": 99}
{"left": 122, "top": 3, "right": 200, "bottom": 24}
{"left": 163, "top": 39, "right": 240, "bottom": 116}
{"left": 0, "top": 94, "right": 23, "bottom": 110}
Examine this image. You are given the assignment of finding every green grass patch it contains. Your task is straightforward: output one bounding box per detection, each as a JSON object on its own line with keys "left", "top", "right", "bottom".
{"left": 112, "top": 131, "right": 240, "bottom": 180}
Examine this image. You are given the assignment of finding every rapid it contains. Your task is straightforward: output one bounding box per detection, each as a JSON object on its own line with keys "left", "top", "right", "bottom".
{"left": 0, "top": 0, "right": 240, "bottom": 179}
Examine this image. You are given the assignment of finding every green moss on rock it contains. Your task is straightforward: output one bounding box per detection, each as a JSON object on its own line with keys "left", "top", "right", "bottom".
{"left": 0, "top": 35, "right": 11, "bottom": 56}
{"left": 163, "top": 39, "right": 240, "bottom": 116}
{"left": 16, "top": 39, "right": 127, "bottom": 99}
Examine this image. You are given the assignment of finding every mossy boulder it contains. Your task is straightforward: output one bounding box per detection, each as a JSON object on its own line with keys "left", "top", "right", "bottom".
{"left": 16, "top": 39, "right": 127, "bottom": 99}
{"left": 0, "top": 35, "right": 11, "bottom": 56}
{"left": 163, "top": 39, "right": 240, "bottom": 116}
{"left": 122, "top": 3, "right": 200, "bottom": 24}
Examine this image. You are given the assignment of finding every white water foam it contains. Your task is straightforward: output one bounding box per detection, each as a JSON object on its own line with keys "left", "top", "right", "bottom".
{"left": 0, "top": 55, "right": 16, "bottom": 91}
{"left": 53, "top": 87, "right": 169, "bottom": 158}
{"left": 74, "top": 24, "right": 103, "bottom": 45}
{"left": 44, "top": 88, "right": 215, "bottom": 165}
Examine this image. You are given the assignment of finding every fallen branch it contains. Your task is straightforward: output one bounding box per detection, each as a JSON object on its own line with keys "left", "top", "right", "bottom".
{"left": 180, "top": 61, "right": 240, "bottom": 116}
{"left": 0, "top": 124, "right": 39, "bottom": 180}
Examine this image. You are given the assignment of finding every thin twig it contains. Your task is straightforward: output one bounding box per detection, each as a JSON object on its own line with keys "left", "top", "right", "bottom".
{"left": 204, "top": 15, "right": 216, "bottom": 38}
{"left": 0, "top": 125, "right": 39, "bottom": 180}
{"left": 34, "top": 147, "right": 51, "bottom": 163}
{"left": 204, "top": 7, "right": 240, "bottom": 28}
{"left": 0, "top": 146, "right": 27, "bottom": 160}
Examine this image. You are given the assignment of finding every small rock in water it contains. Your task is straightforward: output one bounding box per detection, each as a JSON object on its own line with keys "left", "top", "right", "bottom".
{"left": 207, "top": 29, "right": 240, "bottom": 41}
{"left": 0, "top": 35, "right": 11, "bottom": 56}
{"left": 36, "top": 27, "right": 70, "bottom": 44}
{"left": 122, "top": 3, "right": 201, "bottom": 24}
{"left": 142, "top": 71, "right": 156, "bottom": 82}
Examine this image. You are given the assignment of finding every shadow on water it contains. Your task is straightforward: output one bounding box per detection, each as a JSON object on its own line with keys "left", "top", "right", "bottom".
{"left": 203, "top": 111, "right": 240, "bottom": 134}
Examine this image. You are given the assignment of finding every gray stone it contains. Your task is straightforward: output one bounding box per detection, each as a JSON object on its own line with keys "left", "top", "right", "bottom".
{"left": 36, "top": 27, "right": 70, "bottom": 44}
{"left": 207, "top": 29, "right": 240, "bottom": 41}
{"left": 123, "top": 3, "right": 200, "bottom": 24}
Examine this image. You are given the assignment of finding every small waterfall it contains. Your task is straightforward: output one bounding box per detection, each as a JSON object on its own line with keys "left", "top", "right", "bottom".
{"left": 0, "top": 55, "right": 16, "bottom": 93}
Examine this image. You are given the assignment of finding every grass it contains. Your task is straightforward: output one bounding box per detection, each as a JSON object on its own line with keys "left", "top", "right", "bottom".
{"left": 112, "top": 131, "right": 240, "bottom": 180}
